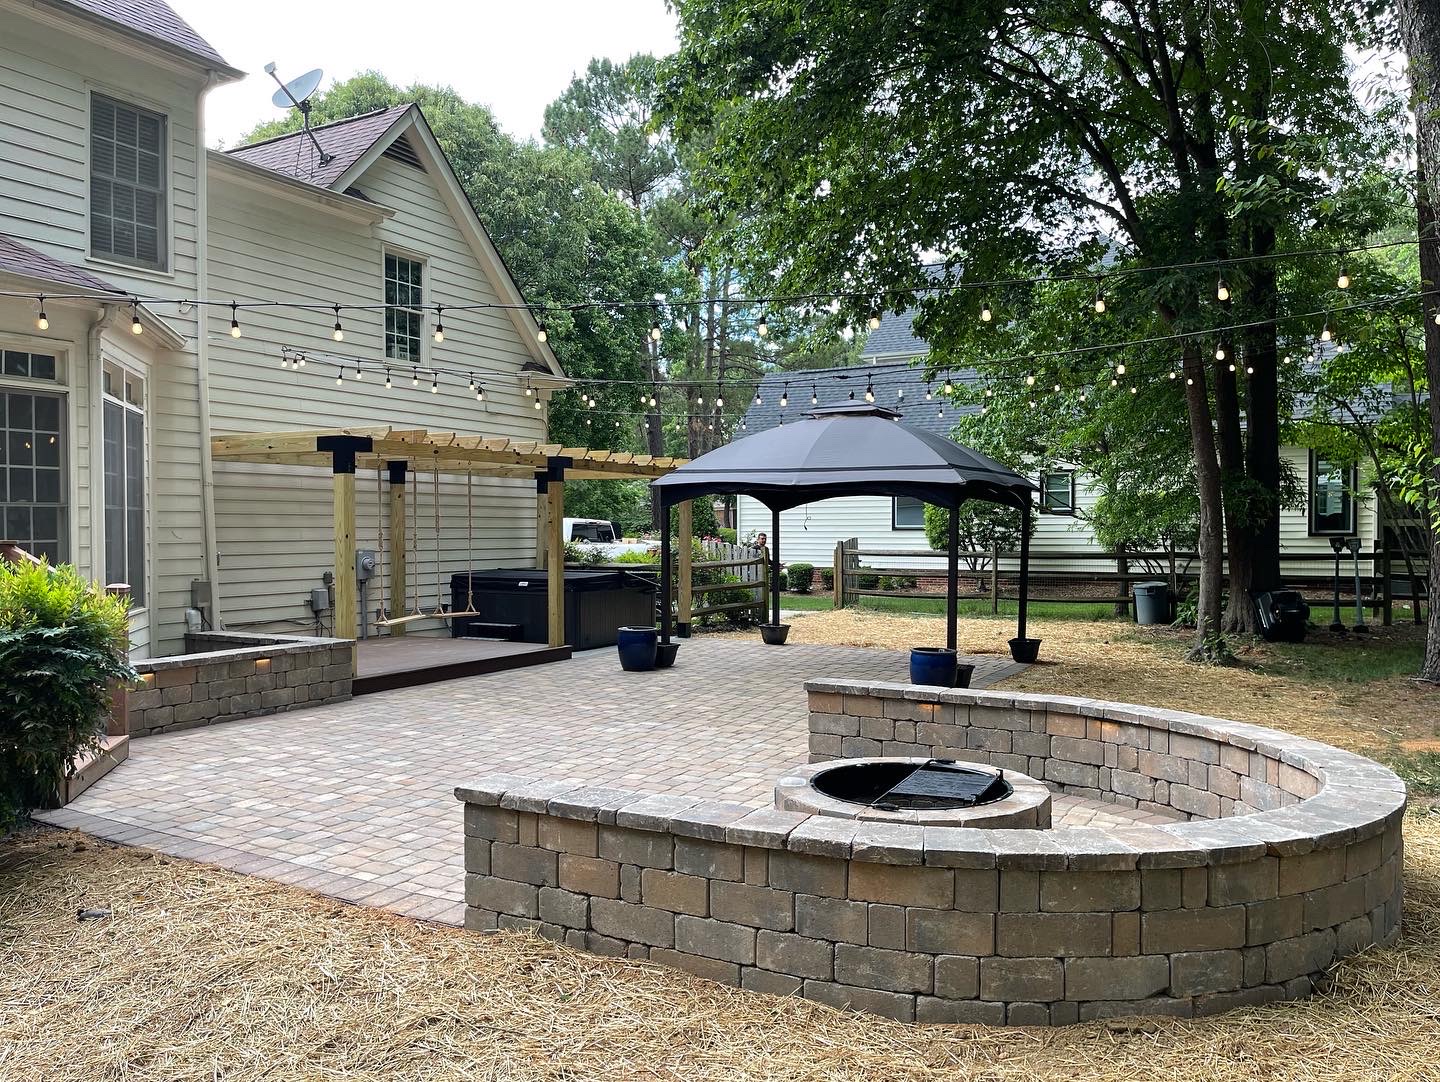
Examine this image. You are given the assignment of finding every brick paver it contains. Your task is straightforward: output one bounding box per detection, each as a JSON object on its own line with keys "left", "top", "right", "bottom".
{"left": 40, "top": 639, "right": 1168, "bottom": 924}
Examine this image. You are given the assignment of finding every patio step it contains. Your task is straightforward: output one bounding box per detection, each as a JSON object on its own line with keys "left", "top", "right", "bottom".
{"left": 57, "top": 734, "right": 130, "bottom": 805}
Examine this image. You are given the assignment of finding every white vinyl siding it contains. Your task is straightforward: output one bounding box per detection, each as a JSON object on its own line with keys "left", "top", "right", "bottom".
{"left": 90, "top": 94, "right": 167, "bottom": 270}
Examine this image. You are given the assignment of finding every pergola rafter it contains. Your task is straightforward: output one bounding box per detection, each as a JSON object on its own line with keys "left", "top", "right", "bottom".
{"left": 211, "top": 428, "right": 689, "bottom": 661}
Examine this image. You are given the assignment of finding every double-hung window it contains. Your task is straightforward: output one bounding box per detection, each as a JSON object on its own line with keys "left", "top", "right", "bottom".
{"left": 1040, "top": 470, "right": 1075, "bottom": 514}
{"left": 1309, "top": 453, "right": 1356, "bottom": 535}
{"left": 384, "top": 253, "right": 424, "bottom": 362}
{"left": 91, "top": 94, "right": 167, "bottom": 270}
{"left": 102, "top": 362, "right": 146, "bottom": 603}
{"left": 1, "top": 349, "right": 66, "bottom": 563}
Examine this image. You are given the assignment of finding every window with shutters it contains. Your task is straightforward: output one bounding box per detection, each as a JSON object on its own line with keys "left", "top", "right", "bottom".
{"left": 102, "top": 362, "right": 146, "bottom": 605}
{"left": 0, "top": 349, "right": 67, "bottom": 564}
{"left": 384, "top": 253, "right": 424, "bottom": 361}
{"left": 91, "top": 95, "right": 168, "bottom": 271}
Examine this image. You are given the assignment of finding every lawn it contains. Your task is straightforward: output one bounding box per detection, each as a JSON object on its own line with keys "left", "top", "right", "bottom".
{"left": 780, "top": 592, "right": 1121, "bottom": 621}
{"left": 4, "top": 608, "right": 1439, "bottom": 1081}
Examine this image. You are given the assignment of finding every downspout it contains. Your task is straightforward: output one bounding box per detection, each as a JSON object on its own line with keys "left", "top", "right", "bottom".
{"left": 194, "top": 72, "right": 225, "bottom": 628}
{"left": 87, "top": 306, "right": 108, "bottom": 585}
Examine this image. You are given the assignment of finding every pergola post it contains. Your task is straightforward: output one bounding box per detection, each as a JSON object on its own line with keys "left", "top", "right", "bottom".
{"left": 316, "top": 436, "right": 373, "bottom": 666}
{"left": 677, "top": 500, "right": 693, "bottom": 638}
{"left": 544, "top": 459, "right": 568, "bottom": 648}
{"left": 659, "top": 494, "right": 673, "bottom": 643}
{"left": 387, "top": 460, "right": 408, "bottom": 637}
{"left": 1017, "top": 502, "right": 1033, "bottom": 643}
{"left": 770, "top": 505, "right": 782, "bottom": 625}
{"left": 946, "top": 504, "right": 960, "bottom": 651}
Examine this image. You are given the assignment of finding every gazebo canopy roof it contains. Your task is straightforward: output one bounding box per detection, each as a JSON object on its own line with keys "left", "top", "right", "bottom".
{"left": 652, "top": 403, "right": 1035, "bottom": 511}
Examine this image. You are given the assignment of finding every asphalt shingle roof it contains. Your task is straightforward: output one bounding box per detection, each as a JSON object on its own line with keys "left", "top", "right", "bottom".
{"left": 739, "top": 363, "right": 982, "bottom": 439}
{"left": 56, "top": 0, "right": 233, "bottom": 70}
{"left": 225, "top": 105, "right": 413, "bottom": 191}
{"left": 0, "top": 234, "right": 126, "bottom": 294}
{"left": 860, "top": 265, "right": 946, "bottom": 358}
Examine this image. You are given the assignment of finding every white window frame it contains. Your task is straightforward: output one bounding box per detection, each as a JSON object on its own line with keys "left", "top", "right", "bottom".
{"left": 101, "top": 360, "right": 148, "bottom": 608}
{"left": 1039, "top": 469, "right": 1076, "bottom": 515}
{"left": 892, "top": 496, "right": 926, "bottom": 530}
{"left": 383, "top": 250, "right": 427, "bottom": 364}
{"left": 1308, "top": 452, "right": 1356, "bottom": 536}
{"left": 87, "top": 91, "right": 171, "bottom": 274}
{"left": 0, "top": 343, "right": 71, "bottom": 564}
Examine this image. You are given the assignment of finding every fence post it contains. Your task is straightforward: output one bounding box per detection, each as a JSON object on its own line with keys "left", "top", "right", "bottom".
{"left": 1379, "top": 538, "right": 1393, "bottom": 627}
{"left": 990, "top": 540, "right": 1001, "bottom": 614}
{"left": 1114, "top": 542, "right": 1131, "bottom": 618}
{"left": 833, "top": 541, "right": 845, "bottom": 609}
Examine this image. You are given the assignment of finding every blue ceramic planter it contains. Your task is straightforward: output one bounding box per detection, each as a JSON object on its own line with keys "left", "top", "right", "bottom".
{"left": 910, "top": 646, "right": 958, "bottom": 687}
{"left": 617, "top": 625, "right": 659, "bottom": 671}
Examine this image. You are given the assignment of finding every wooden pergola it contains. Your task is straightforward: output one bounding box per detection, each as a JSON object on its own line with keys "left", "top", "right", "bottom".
{"left": 210, "top": 427, "right": 691, "bottom": 654}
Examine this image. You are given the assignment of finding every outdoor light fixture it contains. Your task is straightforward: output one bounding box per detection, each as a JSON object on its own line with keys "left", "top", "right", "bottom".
{"left": 943, "top": 375, "right": 955, "bottom": 394}
{"left": 36, "top": 296, "right": 48, "bottom": 331}
{"left": 131, "top": 302, "right": 143, "bottom": 334}
{"left": 811, "top": 384, "right": 818, "bottom": 405}
{"left": 1320, "top": 320, "right": 1333, "bottom": 343}
{"left": 537, "top": 321, "right": 548, "bottom": 343}
{"left": 332, "top": 305, "right": 344, "bottom": 342}
{"left": 434, "top": 306, "right": 445, "bottom": 342}
{"left": 1328, "top": 536, "right": 1347, "bottom": 633}
{"left": 1215, "top": 345, "right": 1226, "bottom": 361}
{"left": 780, "top": 384, "right": 789, "bottom": 408}
{"left": 1216, "top": 277, "right": 1231, "bottom": 302}
{"left": 431, "top": 371, "right": 439, "bottom": 393}
{"left": 867, "top": 310, "right": 882, "bottom": 331}
{"left": 757, "top": 314, "right": 769, "bottom": 337}
{"left": 864, "top": 380, "right": 875, "bottom": 403}
{"left": 1115, "top": 363, "right": 1126, "bottom": 376}
{"left": 1337, "top": 266, "right": 1351, "bottom": 290}
{"left": 650, "top": 318, "right": 662, "bottom": 342}
{"left": 980, "top": 301, "right": 993, "bottom": 322}
{"left": 229, "top": 302, "right": 242, "bottom": 338}
{"left": 384, "top": 368, "right": 392, "bottom": 389}
{"left": 1093, "top": 286, "right": 1106, "bottom": 313}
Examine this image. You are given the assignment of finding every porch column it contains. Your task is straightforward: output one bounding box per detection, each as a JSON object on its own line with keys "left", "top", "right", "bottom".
{"left": 677, "top": 500, "right": 693, "bottom": 638}
{"left": 387, "top": 461, "right": 408, "bottom": 636}
{"left": 946, "top": 503, "right": 959, "bottom": 651}
{"left": 317, "top": 436, "right": 374, "bottom": 671}
{"left": 770, "top": 505, "right": 782, "bottom": 626}
{"left": 1017, "top": 503, "right": 1033, "bottom": 643}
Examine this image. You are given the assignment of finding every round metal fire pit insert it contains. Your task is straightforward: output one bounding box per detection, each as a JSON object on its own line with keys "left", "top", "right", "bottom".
{"left": 775, "top": 757, "right": 1051, "bottom": 829}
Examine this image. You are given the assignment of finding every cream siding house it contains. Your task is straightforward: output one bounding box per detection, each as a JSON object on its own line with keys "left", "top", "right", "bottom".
{"left": 0, "top": 1, "right": 565, "bottom": 656}
{"left": 736, "top": 306, "right": 1378, "bottom": 581}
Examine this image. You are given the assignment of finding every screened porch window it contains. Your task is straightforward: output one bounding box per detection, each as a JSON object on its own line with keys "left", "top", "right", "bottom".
{"left": 384, "top": 253, "right": 424, "bottom": 361}
{"left": 1309, "top": 454, "right": 1355, "bottom": 535}
{"left": 1, "top": 362, "right": 66, "bottom": 563}
{"left": 103, "top": 363, "right": 145, "bottom": 603}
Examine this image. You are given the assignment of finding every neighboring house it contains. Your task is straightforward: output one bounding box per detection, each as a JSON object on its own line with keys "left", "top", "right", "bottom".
{"left": 0, "top": 0, "right": 564, "bottom": 657}
{"left": 735, "top": 301, "right": 1378, "bottom": 579}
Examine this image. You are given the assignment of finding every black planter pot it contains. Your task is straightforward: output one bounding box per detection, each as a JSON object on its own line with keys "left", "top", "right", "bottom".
{"left": 760, "top": 623, "right": 791, "bottom": 645}
{"left": 1008, "top": 637, "right": 1042, "bottom": 663}
{"left": 954, "top": 663, "right": 975, "bottom": 689}
{"left": 655, "top": 641, "right": 680, "bottom": 668}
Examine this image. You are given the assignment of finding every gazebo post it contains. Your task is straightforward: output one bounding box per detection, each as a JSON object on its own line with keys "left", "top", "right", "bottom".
{"left": 946, "top": 503, "right": 959, "bottom": 652}
{"left": 387, "top": 461, "right": 407, "bottom": 637}
{"left": 545, "top": 460, "right": 566, "bottom": 648}
{"left": 770, "top": 505, "right": 782, "bottom": 625}
{"left": 659, "top": 495, "right": 673, "bottom": 643}
{"left": 1017, "top": 502, "right": 1033, "bottom": 643}
{"left": 677, "top": 501, "right": 693, "bottom": 638}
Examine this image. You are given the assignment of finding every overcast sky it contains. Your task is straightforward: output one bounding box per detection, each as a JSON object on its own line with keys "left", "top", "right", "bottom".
{"left": 171, "top": 0, "right": 679, "bottom": 148}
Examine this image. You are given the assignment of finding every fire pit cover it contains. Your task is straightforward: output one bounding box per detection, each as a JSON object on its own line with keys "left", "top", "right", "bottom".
{"left": 812, "top": 759, "right": 1013, "bottom": 811}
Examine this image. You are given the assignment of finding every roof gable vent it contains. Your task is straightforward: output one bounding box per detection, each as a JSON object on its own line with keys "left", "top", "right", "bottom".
{"left": 383, "top": 135, "right": 424, "bottom": 170}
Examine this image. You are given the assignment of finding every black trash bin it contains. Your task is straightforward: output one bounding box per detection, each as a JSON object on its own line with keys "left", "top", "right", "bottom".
{"left": 1253, "top": 590, "right": 1310, "bottom": 643}
{"left": 449, "top": 569, "right": 658, "bottom": 649}
{"left": 1132, "top": 581, "right": 1172, "bottom": 625}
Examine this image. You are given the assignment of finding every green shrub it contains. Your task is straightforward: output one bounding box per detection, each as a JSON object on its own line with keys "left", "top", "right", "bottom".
{"left": 819, "top": 567, "right": 834, "bottom": 591}
{"left": 0, "top": 561, "right": 135, "bottom": 828}
{"left": 857, "top": 571, "right": 881, "bottom": 590}
{"left": 717, "top": 528, "right": 737, "bottom": 544}
{"left": 878, "top": 574, "right": 918, "bottom": 592}
{"left": 785, "top": 562, "right": 814, "bottom": 593}
{"left": 610, "top": 548, "right": 660, "bottom": 565}
{"left": 562, "top": 540, "right": 608, "bottom": 566}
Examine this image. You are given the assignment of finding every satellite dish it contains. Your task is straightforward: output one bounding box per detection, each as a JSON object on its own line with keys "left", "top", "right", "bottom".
{"left": 271, "top": 68, "right": 323, "bottom": 110}
{"left": 262, "top": 63, "right": 333, "bottom": 166}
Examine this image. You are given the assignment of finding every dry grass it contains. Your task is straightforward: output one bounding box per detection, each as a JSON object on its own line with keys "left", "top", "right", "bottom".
{"left": 764, "top": 610, "right": 1440, "bottom": 761}
{"left": 2, "top": 819, "right": 1439, "bottom": 1082}
{"left": 4, "top": 609, "right": 1440, "bottom": 1080}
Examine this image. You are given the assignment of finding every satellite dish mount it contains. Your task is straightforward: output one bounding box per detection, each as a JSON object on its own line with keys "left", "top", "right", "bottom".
{"left": 263, "top": 63, "right": 333, "bottom": 166}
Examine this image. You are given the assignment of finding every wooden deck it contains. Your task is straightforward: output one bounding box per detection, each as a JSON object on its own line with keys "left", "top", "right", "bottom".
{"left": 354, "top": 636, "right": 571, "bottom": 695}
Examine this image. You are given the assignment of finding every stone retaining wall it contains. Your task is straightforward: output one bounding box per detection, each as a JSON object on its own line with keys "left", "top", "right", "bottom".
{"left": 457, "top": 682, "right": 1404, "bottom": 1025}
{"left": 128, "top": 632, "right": 353, "bottom": 737}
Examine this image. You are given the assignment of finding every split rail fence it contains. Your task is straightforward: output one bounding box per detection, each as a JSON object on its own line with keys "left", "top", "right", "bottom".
{"left": 597, "top": 539, "right": 768, "bottom": 630}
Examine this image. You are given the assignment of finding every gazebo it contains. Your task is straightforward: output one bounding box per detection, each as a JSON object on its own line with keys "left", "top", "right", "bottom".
{"left": 651, "top": 403, "right": 1039, "bottom": 661}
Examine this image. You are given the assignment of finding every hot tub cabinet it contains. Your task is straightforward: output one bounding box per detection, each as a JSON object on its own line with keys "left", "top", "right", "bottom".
{"left": 450, "top": 570, "right": 656, "bottom": 650}
{"left": 456, "top": 681, "right": 1405, "bottom": 1025}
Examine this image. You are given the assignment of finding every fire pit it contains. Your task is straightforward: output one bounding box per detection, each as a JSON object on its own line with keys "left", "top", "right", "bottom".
{"left": 774, "top": 757, "right": 1051, "bottom": 828}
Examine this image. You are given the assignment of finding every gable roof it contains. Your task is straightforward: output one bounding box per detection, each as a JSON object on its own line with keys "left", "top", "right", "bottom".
{"left": 225, "top": 105, "right": 413, "bottom": 191}
{"left": 0, "top": 233, "right": 127, "bottom": 295}
{"left": 861, "top": 265, "right": 947, "bottom": 359}
{"left": 224, "top": 104, "right": 564, "bottom": 379}
{"left": 739, "top": 362, "right": 982, "bottom": 440}
{"left": 49, "top": 0, "right": 239, "bottom": 75}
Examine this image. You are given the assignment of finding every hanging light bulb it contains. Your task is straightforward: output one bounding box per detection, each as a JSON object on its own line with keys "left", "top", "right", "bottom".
{"left": 384, "top": 368, "right": 392, "bottom": 389}
{"left": 1028, "top": 399, "right": 1037, "bottom": 409}
{"left": 1110, "top": 378, "right": 1119, "bottom": 387}
{"left": 1025, "top": 373, "right": 1036, "bottom": 387}
{"left": 695, "top": 394, "right": 704, "bottom": 406}
{"left": 1079, "top": 390, "right": 1087, "bottom": 402}
{"left": 296, "top": 354, "right": 305, "bottom": 367}
{"left": 229, "top": 302, "right": 242, "bottom": 338}
{"left": 130, "top": 301, "right": 143, "bottom": 335}
{"left": 332, "top": 305, "right": 344, "bottom": 342}
{"left": 1320, "top": 319, "right": 1332, "bottom": 343}
{"left": 867, "top": 310, "right": 881, "bottom": 331}
{"left": 36, "top": 296, "right": 48, "bottom": 331}
{"left": 641, "top": 390, "right": 650, "bottom": 406}
{"left": 848, "top": 389, "right": 855, "bottom": 400}
{"left": 1245, "top": 364, "right": 1254, "bottom": 375}
{"left": 754, "top": 390, "right": 763, "bottom": 405}
{"left": 525, "top": 386, "right": 533, "bottom": 397}
{"left": 534, "top": 397, "right": 542, "bottom": 410}
{"left": 412, "top": 370, "right": 420, "bottom": 386}
{"left": 335, "top": 369, "right": 343, "bottom": 386}
{"left": 1053, "top": 383, "right": 1061, "bottom": 393}
{"left": 431, "top": 371, "right": 439, "bottom": 393}
{"left": 434, "top": 306, "right": 445, "bottom": 343}
{"left": 924, "top": 385, "right": 932, "bottom": 401}
{"left": 897, "top": 388, "right": 904, "bottom": 401}
{"left": 864, "top": 380, "right": 875, "bottom": 403}
{"left": 984, "top": 388, "right": 994, "bottom": 398}
{"left": 650, "top": 316, "right": 662, "bottom": 341}
{"left": 1216, "top": 277, "right": 1231, "bottom": 302}
{"left": 757, "top": 314, "right": 769, "bottom": 337}
{"left": 1433, "top": 310, "right": 1440, "bottom": 327}
{"left": 1168, "top": 370, "right": 1177, "bottom": 380}
{"left": 937, "top": 406, "right": 945, "bottom": 418}
{"left": 1129, "top": 385, "right": 1138, "bottom": 395}
{"left": 1116, "top": 363, "right": 1126, "bottom": 376}
{"left": 469, "top": 373, "right": 477, "bottom": 391}
{"left": 537, "top": 320, "right": 548, "bottom": 343}
{"left": 779, "top": 384, "right": 789, "bottom": 408}
{"left": 943, "top": 375, "right": 954, "bottom": 394}
{"left": 587, "top": 394, "right": 596, "bottom": 408}
{"left": 1186, "top": 376, "right": 1195, "bottom": 385}
{"left": 811, "top": 385, "right": 819, "bottom": 405}
{"left": 354, "top": 365, "right": 363, "bottom": 380}
{"left": 1228, "top": 362, "right": 1236, "bottom": 372}
{"left": 715, "top": 394, "right": 723, "bottom": 408}
{"left": 649, "top": 394, "right": 657, "bottom": 408}
{"left": 1337, "top": 266, "right": 1351, "bottom": 290}
{"left": 1215, "top": 345, "right": 1226, "bottom": 361}
{"left": 1093, "top": 286, "right": 1106, "bottom": 314}
{"left": 980, "top": 301, "right": 993, "bottom": 323}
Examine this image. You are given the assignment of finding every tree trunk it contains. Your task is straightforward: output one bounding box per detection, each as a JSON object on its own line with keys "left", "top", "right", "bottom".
{"left": 1213, "top": 341, "right": 1257, "bottom": 633}
{"left": 1399, "top": 0, "right": 1440, "bottom": 681}
{"left": 1242, "top": 221, "right": 1284, "bottom": 598}
{"left": 1183, "top": 343, "right": 1228, "bottom": 660}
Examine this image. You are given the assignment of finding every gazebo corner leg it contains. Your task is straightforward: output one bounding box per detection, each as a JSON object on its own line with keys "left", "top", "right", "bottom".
{"left": 1017, "top": 504, "right": 1033, "bottom": 645}
{"left": 660, "top": 496, "right": 673, "bottom": 644}
{"left": 771, "top": 505, "right": 782, "bottom": 626}
{"left": 946, "top": 505, "right": 959, "bottom": 652}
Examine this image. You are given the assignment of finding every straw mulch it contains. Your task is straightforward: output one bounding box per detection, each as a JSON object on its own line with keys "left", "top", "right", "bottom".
{"left": 2, "top": 817, "right": 1439, "bottom": 1082}
{"left": 756, "top": 610, "right": 1440, "bottom": 757}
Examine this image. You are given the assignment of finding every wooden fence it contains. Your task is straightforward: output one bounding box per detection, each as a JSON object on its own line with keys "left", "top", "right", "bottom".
{"left": 597, "top": 539, "right": 769, "bottom": 631}
{"left": 832, "top": 538, "right": 1430, "bottom": 626}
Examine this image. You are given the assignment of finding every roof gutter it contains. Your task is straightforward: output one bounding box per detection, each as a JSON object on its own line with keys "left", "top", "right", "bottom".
{"left": 207, "top": 152, "right": 397, "bottom": 224}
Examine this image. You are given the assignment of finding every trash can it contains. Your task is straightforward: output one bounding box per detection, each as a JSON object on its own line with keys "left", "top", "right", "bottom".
{"left": 1132, "top": 581, "right": 1171, "bottom": 625}
{"left": 1253, "top": 589, "right": 1310, "bottom": 643}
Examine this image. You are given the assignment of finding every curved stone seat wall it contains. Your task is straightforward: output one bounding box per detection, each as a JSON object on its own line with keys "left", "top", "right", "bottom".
{"left": 457, "top": 683, "right": 1405, "bottom": 1026}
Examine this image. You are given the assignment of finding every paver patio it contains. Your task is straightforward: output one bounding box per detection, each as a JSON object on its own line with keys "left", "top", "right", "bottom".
{"left": 39, "top": 638, "right": 1173, "bottom": 924}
